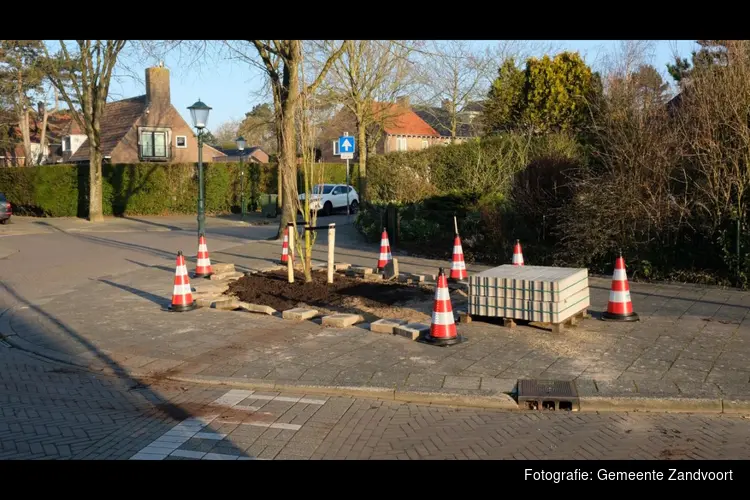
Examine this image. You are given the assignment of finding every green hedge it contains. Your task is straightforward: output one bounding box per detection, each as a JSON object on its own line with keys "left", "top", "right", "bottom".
{"left": 0, "top": 161, "right": 360, "bottom": 217}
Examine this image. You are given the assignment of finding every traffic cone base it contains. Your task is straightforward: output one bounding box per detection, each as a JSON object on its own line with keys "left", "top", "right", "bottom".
{"left": 169, "top": 302, "right": 197, "bottom": 312}
{"left": 601, "top": 310, "right": 639, "bottom": 322}
{"left": 422, "top": 332, "right": 465, "bottom": 346}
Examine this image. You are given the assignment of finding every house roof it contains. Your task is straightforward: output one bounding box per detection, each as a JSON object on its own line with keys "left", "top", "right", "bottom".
{"left": 69, "top": 95, "right": 148, "bottom": 161}
{"left": 372, "top": 102, "right": 440, "bottom": 137}
{"left": 413, "top": 106, "right": 477, "bottom": 138}
{"left": 216, "top": 146, "right": 264, "bottom": 157}
{"left": 462, "top": 101, "right": 485, "bottom": 113}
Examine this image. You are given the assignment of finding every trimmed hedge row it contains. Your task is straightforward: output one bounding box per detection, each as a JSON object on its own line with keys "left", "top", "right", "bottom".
{"left": 0, "top": 161, "right": 359, "bottom": 217}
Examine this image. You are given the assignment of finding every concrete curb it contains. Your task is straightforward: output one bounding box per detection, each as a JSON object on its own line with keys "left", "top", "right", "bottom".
{"left": 579, "top": 396, "right": 723, "bottom": 414}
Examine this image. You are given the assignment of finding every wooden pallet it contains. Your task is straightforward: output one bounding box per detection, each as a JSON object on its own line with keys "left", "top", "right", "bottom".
{"left": 458, "top": 309, "right": 590, "bottom": 333}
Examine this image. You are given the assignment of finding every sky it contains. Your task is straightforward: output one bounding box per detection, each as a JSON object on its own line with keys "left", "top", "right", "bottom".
{"left": 106, "top": 40, "right": 699, "bottom": 132}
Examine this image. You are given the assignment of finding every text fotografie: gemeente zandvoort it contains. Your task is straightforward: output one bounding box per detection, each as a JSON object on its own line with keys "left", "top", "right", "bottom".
{"left": 525, "top": 469, "right": 734, "bottom": 482}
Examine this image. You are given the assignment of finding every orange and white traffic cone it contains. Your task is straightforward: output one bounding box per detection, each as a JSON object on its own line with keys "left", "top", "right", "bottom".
{"left": 422, "top": 268, "right": 464, "bottom": 346}
{"left": 194, "top": 233, "right": 213, "bottom": 278}
{"left": 449, "top": 234, "right": 467, "bottom": 282}
{"left": 512, "top": 239, "right": 524, "bottom": 266}
{"left": 169, "top": 251, "right": 197, "bottom": 312}
{"left": 602, "top": 253, "right": 639, "bottom": 322}
{"left": 280, "top": 226, "right": 292, "bottom": 265}
{"left": 376, "top": 228, "right": 392, "bottom": 271}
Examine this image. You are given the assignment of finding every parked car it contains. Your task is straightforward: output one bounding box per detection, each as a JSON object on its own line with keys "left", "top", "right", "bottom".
{"left": 0, "top": 193, "right": 10, "bottom": 224}
{"left": 298, "top": 184, "right": 359, "bottom": 216}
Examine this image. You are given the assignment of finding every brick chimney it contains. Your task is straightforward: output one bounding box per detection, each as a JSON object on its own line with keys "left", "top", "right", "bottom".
{"left": 145, "top": 64, "right": 170, "bottom": 107}
{"left": 396, "top": 95, "right": 410, "bottom": 109}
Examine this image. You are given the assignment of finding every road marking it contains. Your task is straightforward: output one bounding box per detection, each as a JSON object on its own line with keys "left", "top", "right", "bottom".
{"left": 130, "top": 389, "right": 316, "bottom": 460}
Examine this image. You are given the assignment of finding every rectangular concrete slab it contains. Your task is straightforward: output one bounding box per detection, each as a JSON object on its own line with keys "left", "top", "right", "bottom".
{"left": 469, "top": 265, "right": 588, "bottom": 302}
{"left": 282, "top": 308, "right": 319, "bottom": 321}
{"left": 347, "top": 266, "right": 374, "bottom": 276}
{"left": 322, "top": 313, "right": 364, "bottom": 328}
{"left": 211, "top": 298, "right": 239, "bottom": 310}
{"left": 394, "top": 323, "right": 430, "bottom": 341}
{"left": 237, "top": 302, "right": 276, "bottom": 315}
{"left": 370, "top": 318, "right": 408, "bottom": 334}
{"left": 334, "top": 262, "right": 351, "bottom": 271}
{"left": 210, "top": 271, "right": 245, "bottom": 281}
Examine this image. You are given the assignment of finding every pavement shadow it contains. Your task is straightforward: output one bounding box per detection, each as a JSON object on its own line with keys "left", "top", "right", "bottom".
{"left": 124, "top": 259, "right": 175, "bottom": 274}
{"left": 119, "top": 216, "right": 184, "bottom": 232}
{"left": 98, "top": 279, "right": 170, "bottom": 309}
{"left": 0, "top": 281, "right": 252, "bottom": 460}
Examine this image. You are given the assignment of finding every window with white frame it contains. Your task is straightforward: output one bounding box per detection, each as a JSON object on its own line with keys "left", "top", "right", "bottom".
{"left": 397, "top": 137, "right": 407, "bottom": 151}
{"left": 139, "top": 128, "right": 170, "bottom": 159}
{"left": 421, "top": 140, "right": 429, "bottom": 150}
{"left": 175, "top": 135, "right": 187, "bottom": 148}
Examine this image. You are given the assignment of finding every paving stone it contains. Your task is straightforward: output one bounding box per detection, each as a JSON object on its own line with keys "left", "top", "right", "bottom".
{"left": 322, "top": 314, "right": 364, "bottom": 328}
{"left": 443, "top": 376, "right": 480, "bottom": 390}
{"left": 210, "top": 272, "right": 244, "bottom": 281}
{"left": 282, "top": 308, "right": 319, "bottom": 321}
{"left": 212, "top": 263, "right": 236, "bottom": 274}
{"left": 237, "top": 302, "right": 276, "bottom": 315}
{"left": 383, "top": 258, "right": 399, "bottom": 280}
{"left": 211, "top": 299, "right": 240, "bottom": 311}
{"left": 347, "top": 267, "right": 373, "bottom": 276}
{"left": 393, "top": 323, "right": 430, "bottom": 341}
{"left": 370, "top": 318, "right": 408, "bottom": 334}
{"left": 479, "top": 377, "right": 517, "bottom": 393}
{"left": 334, "top": 263, "right": 351, "bottom": 271}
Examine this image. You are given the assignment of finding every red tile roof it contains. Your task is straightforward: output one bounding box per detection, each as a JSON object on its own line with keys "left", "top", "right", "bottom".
{"left": 372, "top": 102, "right": 440, "bottom": 137}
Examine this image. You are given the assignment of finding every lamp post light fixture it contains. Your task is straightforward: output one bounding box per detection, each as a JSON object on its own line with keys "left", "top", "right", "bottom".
{"left": 188, "top": 99, "right": 212, "bottom": 236}
{"left": 236, "top": 136, "right": 247, "bottom": 221}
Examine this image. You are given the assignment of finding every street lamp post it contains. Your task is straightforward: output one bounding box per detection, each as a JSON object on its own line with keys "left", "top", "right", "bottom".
{"left": 236, "top": 136, "right": 247, "bottom": 221}
{"left": 188, "top": 99, "right": 212, "bottom": 237}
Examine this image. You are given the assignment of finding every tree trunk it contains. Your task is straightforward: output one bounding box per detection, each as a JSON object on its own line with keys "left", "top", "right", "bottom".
{"left": 273, "top": 88, "right": 283, "bottom": 228}
{"left": 278, "top": 50, "right": 300, "bottom": 239}
{"left": 88, "top": 143, "right": 104, "bottom": 222}
{"left": 357, "top": 119, "right": 367, "bottom": 202}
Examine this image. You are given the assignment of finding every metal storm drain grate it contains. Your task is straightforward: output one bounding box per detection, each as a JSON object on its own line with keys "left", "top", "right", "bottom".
{"left": 517, "top": 379, "right": 579, "bottom": 411}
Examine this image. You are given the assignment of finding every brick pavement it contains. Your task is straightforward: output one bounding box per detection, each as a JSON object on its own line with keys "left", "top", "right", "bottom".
{"left": 2, "top": 215, "right": 750, "bottom": 411}
{"left": 3, "top": 342, "right": 750, "bottom": 460}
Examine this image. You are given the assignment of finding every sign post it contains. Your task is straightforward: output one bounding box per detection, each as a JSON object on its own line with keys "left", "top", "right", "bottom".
{"left": 338, "top": 133, "right": 356, "bottom": 221}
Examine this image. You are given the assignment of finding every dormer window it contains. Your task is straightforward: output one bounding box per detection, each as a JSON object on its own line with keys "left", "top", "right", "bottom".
{"left": 139, "top": 127, "right": 171, "bottom": 160}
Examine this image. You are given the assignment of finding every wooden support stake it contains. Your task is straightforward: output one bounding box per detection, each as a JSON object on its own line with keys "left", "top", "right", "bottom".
{"left": 327, "top": 223, "right": 336, "bottom": 284}
{"left": 453, "top": 215, "right": 459, "bottom": 235}
{"left": 287, "top": 223, "right": 295, "bottom": 283}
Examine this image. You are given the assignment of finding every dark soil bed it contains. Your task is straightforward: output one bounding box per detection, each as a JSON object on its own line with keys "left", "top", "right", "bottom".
{"left": 226, "top": 269, "right": 434, "bottom": 314}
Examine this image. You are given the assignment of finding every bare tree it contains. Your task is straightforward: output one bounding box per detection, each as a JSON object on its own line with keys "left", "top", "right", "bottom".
{"left": 41, "top": 41, "right": 127, "bottom": 221}
{"left": 212, "top": 119, "right": 241, "bottom": 144}
{"left": 415, "top": 40, "right": 494, "bottom": 141}
{"left": 0, "top": 40, "right": 47, "bottom": 166}
{"left": 237, "top": 40, "right": 347, "bottom": 239}
{"left": 322, "top": 40, "right": 417, "bottom": 201}
{"left": 676, "top": 41, "right": 750, "bottom": 232}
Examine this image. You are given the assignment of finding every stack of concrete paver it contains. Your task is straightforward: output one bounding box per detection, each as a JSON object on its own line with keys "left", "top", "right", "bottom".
{"left": 468, "top": 265, "right": 590, "bottom": 325}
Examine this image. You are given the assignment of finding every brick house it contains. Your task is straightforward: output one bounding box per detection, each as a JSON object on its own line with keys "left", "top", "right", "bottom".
{"left": 62, "top": 65, "right": 225, "bottom": 164}
{"left": 413, "top": 100, "right": 485, "bottom": 144}
{"left": 319, "top": 97, "right": 441, "bottom": 164}
{"left": 211, "top": 146, "right": 270, "bottom": 164}
{"left": 0, "top": 111, "right": 73, "bottom": 166}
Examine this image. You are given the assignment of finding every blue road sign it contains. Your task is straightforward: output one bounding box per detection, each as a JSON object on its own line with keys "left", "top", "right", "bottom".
{"left": 338, "top": 136, "right": 355, "bottom": 154}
